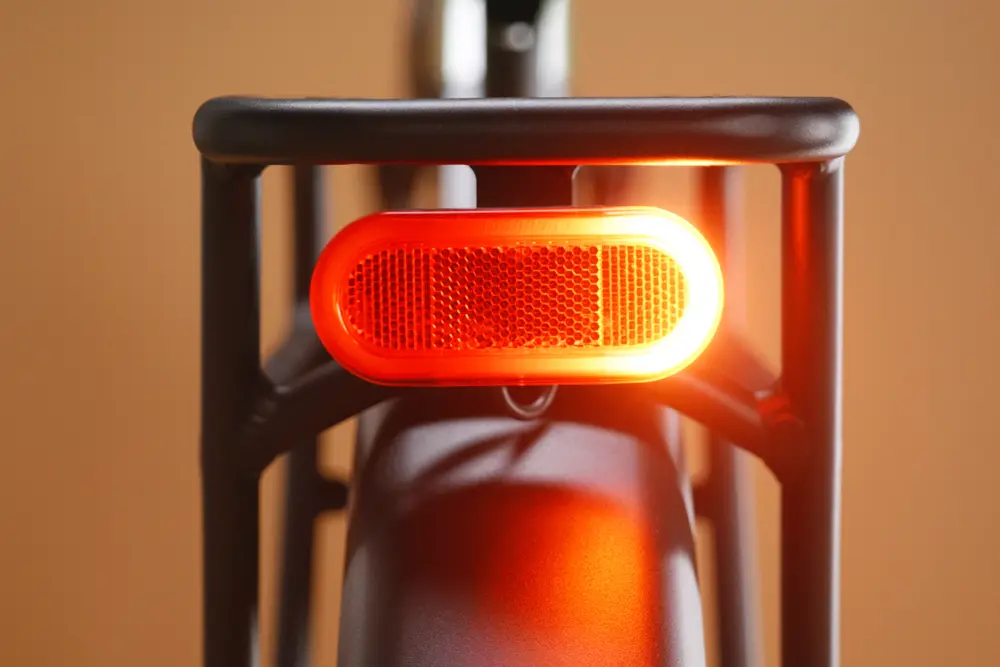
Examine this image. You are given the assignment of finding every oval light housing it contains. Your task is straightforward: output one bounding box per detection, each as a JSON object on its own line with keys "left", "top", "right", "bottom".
{"left": 310, "top": 206, "right": 723, "bottom": 386}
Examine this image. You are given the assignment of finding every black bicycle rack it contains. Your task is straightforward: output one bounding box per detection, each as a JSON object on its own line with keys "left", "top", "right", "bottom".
{"left": 194, "top": 96, "right": 859, "bottom": 667}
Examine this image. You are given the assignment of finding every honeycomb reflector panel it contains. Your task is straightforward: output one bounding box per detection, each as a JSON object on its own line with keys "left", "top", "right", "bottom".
{"left": 311, "top": 206, "right": 723, "bottom": 386}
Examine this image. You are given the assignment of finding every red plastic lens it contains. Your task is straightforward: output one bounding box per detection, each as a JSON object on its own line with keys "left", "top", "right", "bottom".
{"left": 310, "top": 206, "right": 723, "bottom": 386}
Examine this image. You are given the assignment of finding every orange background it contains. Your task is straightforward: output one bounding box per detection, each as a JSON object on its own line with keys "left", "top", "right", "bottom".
{"left": 2, "top": 1, "right": 998, "bottom": 666}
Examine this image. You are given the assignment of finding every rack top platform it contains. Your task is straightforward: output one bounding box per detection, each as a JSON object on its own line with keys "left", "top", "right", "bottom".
{"left": 194, "top": 96, "right": 859, "bottom": 166}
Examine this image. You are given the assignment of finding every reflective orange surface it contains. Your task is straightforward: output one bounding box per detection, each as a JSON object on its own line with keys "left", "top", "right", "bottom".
{"left": 311, "top": 206, "right": 723, "bottom": 386}
{"left": 394, "top": 484, "right": 660, "bottom": 667}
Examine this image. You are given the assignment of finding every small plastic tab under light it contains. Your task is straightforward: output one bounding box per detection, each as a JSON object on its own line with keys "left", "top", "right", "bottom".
{"left": 310, "top": 206, "right": 723, "bottom": 386}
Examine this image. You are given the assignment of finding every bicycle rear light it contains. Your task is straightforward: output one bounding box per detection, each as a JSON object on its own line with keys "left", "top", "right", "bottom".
{"left": 310, "top": 206, "right": 723, "bottom": 386}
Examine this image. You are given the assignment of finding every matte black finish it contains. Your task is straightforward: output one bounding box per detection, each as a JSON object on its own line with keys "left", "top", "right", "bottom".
{"left": 647, "top": 360, "right": 774, "bottom": 460}
{"left": 196, "top": 93, "right": 856, "bottom": 667}
{"left": 274, "top": 165, "right": 330, "bottom": 667}
{"left": 340, "top": 391, "right": 706, "bottom": 667}
{"left": 696, "top": 167, "right": 762, "bottom": 667}
{"left": 254, "top": 360, "right": 398, "bottom": 455}
{"left": 198, "top": 160, "right": 395, "bottom": 667}
{"left": 475, "top": 166, "right": 576, "bottom": 206}
{"left": 779, "top": 159, "right": 845, "bottom": 667}
{"left": 484, "top": 26, "right": 537, "bottom": 97}
{"left": 193, "top": 96, "right": 859, "bottom": 166}
{"left": 200, "top": 160, "right": 263, "bottom": 667}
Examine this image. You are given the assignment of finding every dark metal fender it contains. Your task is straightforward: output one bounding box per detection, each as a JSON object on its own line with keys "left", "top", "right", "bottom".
{"left": 337, "top": 388, "right": 706, "bottom": 667}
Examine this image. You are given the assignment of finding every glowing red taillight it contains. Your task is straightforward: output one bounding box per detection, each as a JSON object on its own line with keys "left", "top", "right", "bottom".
{"left": 310, "top": 206, "right": 723, "bottom": 386}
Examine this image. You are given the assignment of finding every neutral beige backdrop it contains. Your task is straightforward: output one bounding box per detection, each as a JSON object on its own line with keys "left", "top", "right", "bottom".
{"left": 2, "top": 1, "right": 998, "bottom": 666}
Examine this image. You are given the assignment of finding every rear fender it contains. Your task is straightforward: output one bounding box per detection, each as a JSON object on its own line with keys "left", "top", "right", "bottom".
{"left": 338, "top": 387, "right": 707, "bottom": 667}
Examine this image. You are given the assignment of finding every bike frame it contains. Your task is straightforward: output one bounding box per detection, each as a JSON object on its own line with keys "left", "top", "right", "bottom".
{"left": 195, "top": 4, "right": 858, "bottom": 667}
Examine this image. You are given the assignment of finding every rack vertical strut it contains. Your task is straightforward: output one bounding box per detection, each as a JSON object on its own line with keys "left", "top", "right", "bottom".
{"left": 697, "top": 166, "right": 762, "bottom": 667}
{"left": 780, "top": 159, "right": 845, "bottom": 667}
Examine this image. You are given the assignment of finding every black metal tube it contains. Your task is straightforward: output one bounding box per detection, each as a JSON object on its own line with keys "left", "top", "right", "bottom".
{"left": 647, "top": 372, "right": 772, "bottom": 463}
{"left": 193, "top": 97, "right": 861, "bottom": 167}
{"left": 478, "top": 2, "right": 555, "bottom": 204}
{"left": 706, "top": 441, "right": 761, "bottom": 667}
{"left": 267, "top": 362, "right": 400, "bottom": 452}
{"left": 780, "top": 159, "right": 844, "bottom": 667}
{"left": 275, "top": 441, "right": 321, "bottom": 667}
{"left": 698, "top": 167, "right": 762, "bottom": 667}
{"left": 274, "top": 165, "right": 327, "bottom": 667}
{"left": 201, "top": 471, "right": 261, "bottom": 667}
{"left": 484, "top": 1, "right": 542, "bottom": 97}
{"left": 200, "top": 159, "right": 263, "bottom": 667}
{"left": 292, "top": 165, "right": 326, "bottom": 302}
{"left": 485, "top": 25, "right": 536, "bottom": 97}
